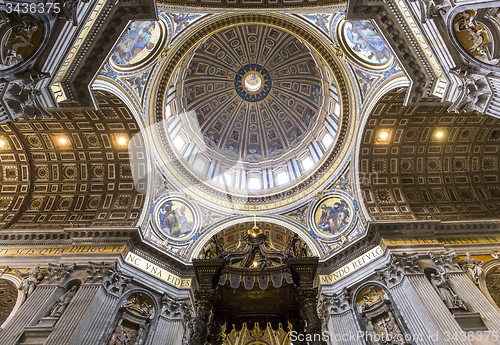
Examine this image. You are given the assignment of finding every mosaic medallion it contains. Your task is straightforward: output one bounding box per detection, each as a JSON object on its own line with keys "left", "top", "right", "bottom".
{"left": 110, "top": 20, "right": 165, "bottom": 69}
{"left": 338, "top": 19, "right": 392, "bottom": 69}
{"left": 312, "top": 195, "right": 354, "bottom": 237}
{"left": 154, "top": 197, "right": 198, "bottom": 240}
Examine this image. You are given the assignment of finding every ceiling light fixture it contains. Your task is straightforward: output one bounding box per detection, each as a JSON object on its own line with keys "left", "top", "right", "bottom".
{"left": 117, "top": 137, "right": 127, "bottom": 145}
{"left": 58, "top": 137, "right": 68, "bottom": 145}
{"left": 0, "top": 140, "right": 5, "bottom": 147}
{"left": 379, "top": 132, "right": 388, "bottom": 140}
{"left": 436, "top": 131, "right": 443, "bottom": 138}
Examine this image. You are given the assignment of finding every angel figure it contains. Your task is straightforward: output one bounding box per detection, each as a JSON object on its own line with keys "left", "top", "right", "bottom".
{"left": 14, "top": 265, "right": 45, "bottom": 299}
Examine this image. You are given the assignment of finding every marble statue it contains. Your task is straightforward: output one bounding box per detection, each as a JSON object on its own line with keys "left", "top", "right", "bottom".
{"left": 458, "top": 253, "right": 483, "bottom": 285}
{"left": 430, "top": 271, "right": 467, "bottom": 310}
{"left": 14, "top": 265, "right": 45, "bottom": 299}
{"left": 49, "top": 286, "right": 78, "bottom": 317}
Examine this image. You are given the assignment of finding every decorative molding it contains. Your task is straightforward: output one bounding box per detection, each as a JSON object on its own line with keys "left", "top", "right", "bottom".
{"left": 102, "top": 264, "right": 132, "bottom": 297}
{"left": 448, "top": 68, "right": 493, "bottom": 114}
{"left": 43, "top": 263, "right": 76, "bottom": 284}
{"left": 318, "top": 288, "right": 350, "bottom": 320}
{"left": 157, "top": 0, "right": 344, "bottom": 8}
{"left": 427, "top": 249, "right": 461, "bottom": 273}
{"left": 161, "top": 292, "right": 193, "bottom": 323}
{"left": 85, "top": 261, "right": 113, "bottom": 284}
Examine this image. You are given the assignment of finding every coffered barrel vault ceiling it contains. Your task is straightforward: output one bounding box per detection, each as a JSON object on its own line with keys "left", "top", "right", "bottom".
{"left": 360, "top": 88, "right": 500, "bottom": 221}
{"left": 0, "top": 91, "right": 147, "bottom": 229}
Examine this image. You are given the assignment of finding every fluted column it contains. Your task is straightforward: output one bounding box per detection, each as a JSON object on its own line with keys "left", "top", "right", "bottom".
{"left": 448, "top": 272, "right": 500, "bottom": 333}
{"left": 375, "top": 252, "right": 471, "bottom": 345}
{"left": 150, "top": 292, "right": 192, "bottom": 345}
{"left": 68, "top": 287, "right": 119, "bottom": 345}
{"left": 319, "top": 289, "right": 363, "bottom": 345}
{"left": 45, "top": 285, "right": 100, "bottom": 345}
{"left": 151, "top": 318, "right": 184, "bottom": 345}
{"left": 406, "top": 274, "right": 468, "bottom": 345}
{"left": 67, "top": 262, "right": 130, "bottom": 345}
{"left": 0, "top": 285, "right": 56, "bottom": 345}
{"left": 389, "top": 279, "right": 444, "bottom": 345}
{"left": 329, "top": 310, "right": 364, "bottom": 345}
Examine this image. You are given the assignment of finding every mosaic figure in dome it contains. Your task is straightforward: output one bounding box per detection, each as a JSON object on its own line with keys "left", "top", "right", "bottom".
{"left": 345, "top": 20, "right": 391, "bottom": 65}
{"left": 316, "top": 198, "right": 350, "bottom": 234}
{"left": 158, "top": 201, "right": 194, "bottom": 238}
{"left": 111, "top": 21, "right": 158, "bottom": 66}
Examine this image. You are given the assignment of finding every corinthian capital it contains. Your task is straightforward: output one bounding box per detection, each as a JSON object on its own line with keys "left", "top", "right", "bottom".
{"left": 102, "top": 264, "right": 132, "bottom": 297}
{"left": 318, "top": 288, "right": 350, "bottom": 319}
{"left": 161, "top": 292, "right": 193, "bottom": 324}
{"left": 375, "top": 252, "right": 420, "bottom": 286}
{"left": 44, "top": 263, "right": 76, "bottom": 284}
{"left": 427, "top": 250, "right": 461, "bottom": 273}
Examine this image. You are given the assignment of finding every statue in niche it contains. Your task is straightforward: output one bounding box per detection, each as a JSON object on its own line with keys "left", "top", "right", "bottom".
{"left": 108, "top": 323, "right": 137, "bottom": 345}
{"left": 458, "top": 253, "right": 483, "bottom": 285}
{"left": 357, "top": 286, "right": 409, "bottom": 344}
{"left": 430, "top": 271, "right": 467, "bottom": 310}
{"left": 15, "top": 265, "right": 45, "bottom": 299}
{"left": 108, "top": 293, "right": 154, "bottom": 345}
{"left": 358, "top": 286, "right": 384, "bottom": 312}
{"left": 49, "top": 286, "right": 78, "bottom": 318}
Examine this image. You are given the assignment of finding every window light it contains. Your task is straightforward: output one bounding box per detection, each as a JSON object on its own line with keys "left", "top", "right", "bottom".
{"left": 321, "top": 133, "right": 334, "bottom": 149}
{"left": 248, "top": 177, "right": 261, "bottom": 190}
{"left": 301, "top": 156, "right": 314, "bottom": 171}
{"left": 173, "top": 135, "right": 185, "bottom": 151}
{"left": 276, "top": 171, "right": 290, "bottom": 185}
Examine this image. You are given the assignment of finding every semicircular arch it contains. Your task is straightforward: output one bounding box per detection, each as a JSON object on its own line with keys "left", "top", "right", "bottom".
{"left": 189, "top": 215, "right": 323, "bottom": 261}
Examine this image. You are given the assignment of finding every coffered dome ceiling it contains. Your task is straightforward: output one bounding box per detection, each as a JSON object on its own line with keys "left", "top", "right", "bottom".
{"left": 180, "top": 25, "right": 325, "bottom": 164}
{"left": 164, "top": 24, "right": 344, "bottom": 199}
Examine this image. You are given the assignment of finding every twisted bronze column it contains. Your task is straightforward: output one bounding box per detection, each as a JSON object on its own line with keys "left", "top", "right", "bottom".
{"left": 190, "top": 290, "right": 216, "bottom": 345}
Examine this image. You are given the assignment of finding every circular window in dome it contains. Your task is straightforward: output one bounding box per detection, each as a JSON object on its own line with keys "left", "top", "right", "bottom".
{"left": 244, "top": 73, "right": 262, "bottom": 92}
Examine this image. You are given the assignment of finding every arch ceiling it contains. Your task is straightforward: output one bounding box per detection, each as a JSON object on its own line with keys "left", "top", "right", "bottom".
{"left": 0, "top": 91, "right": 147, "bottom": 229}
{"left": 359, "top": 87, "right": 500, "bottom": 221}
{"left": 196, "top": 220, "right": 303, "bottom": 257}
